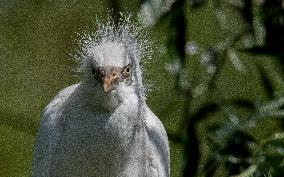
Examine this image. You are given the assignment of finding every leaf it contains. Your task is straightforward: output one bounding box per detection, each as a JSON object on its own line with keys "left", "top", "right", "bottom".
{"left": 260, "top": 97, "right": 284, "bottom": 111}
{"left": 214, "top": 110, "right": 243, "bottom": 144}
{"left": 257, "top": 132, "right": 284, "bottom": 172}
{"left": 258, "top": 66, "right": 274, "bottom": 98}
{"left": 190, "top": 103, "right": 219, "bottom": 122}
{"left": 203, "top": 157, "right": 219, "bottom": 177}
{"left": 231, "top": 165, "right": 257, "bottom": 177}
{"left": 268, "top": 132, "right": 284, "bottom": 142}
{"left": 139, "top": 0, "right": 148, "bottom": 5}
{"left": 263, "top": 132, "right": 284, "bottom": 150}
{"left": 258, "top": 97, "right": 284, "bottom": 118}
{"left": 188, "top": 0, "right": 206, "bottom": 8}
{"left": 167, "top": 131, "right": 183, "bottom": 143}
{"left": 230, "top": 99, "right": 254, "bottom": 109}
{"left": 241, "top": 0, "right": 253, "bottom": 25}
{"left": 139, "top": 0, "right": 178, "bottom": 26}
{"left": 183, "top": 124, "right": 199, "bottom": 177}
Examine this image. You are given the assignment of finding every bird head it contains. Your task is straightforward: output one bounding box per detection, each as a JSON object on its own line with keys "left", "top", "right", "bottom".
{"left": 88, "top": 41, "right": 134, "bottom": 94}
{"left": 92, "top": 64, "right": 132, "bottom": 93}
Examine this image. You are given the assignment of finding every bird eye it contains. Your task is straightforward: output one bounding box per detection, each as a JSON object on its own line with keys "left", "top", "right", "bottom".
{"left": 122, "top": 64, "right": 131, "bottom": 77}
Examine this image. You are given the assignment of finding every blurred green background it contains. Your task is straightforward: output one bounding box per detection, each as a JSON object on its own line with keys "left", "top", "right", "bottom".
{"left": 0, "top": 0, "right": 284, "bottom": 177}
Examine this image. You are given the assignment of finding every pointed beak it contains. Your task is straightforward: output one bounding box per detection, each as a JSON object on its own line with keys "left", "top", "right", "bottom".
{"left": 102, "top": 74, "right": 118, "bottom": 93}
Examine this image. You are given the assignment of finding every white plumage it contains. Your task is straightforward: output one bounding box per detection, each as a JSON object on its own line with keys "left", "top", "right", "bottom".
{"left": 32, "top": 18, "right": 170, "bottom": 177}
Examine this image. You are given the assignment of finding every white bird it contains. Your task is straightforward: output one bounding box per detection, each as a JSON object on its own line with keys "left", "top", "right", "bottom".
{"left": 32, "top": 18, "right": 170, "bottom": 177}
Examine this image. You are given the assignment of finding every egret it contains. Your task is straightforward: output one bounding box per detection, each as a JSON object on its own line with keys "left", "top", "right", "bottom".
{"left": 32, "top": 17, "right": 170, "bottom": 177}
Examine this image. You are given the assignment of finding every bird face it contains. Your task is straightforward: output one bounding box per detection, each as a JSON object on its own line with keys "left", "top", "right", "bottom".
{"left": 92, "top": 64, "right": 132, "bottom": 93}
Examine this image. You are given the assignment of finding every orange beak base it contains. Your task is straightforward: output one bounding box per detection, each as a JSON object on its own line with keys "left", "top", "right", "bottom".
{"left": 102, "top": 74, "right": 119, "bottom": 93}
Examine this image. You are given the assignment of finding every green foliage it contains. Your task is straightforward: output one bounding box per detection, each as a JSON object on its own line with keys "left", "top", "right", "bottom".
{"left": 139, "top": 0, "right": 284, "bottom": 176}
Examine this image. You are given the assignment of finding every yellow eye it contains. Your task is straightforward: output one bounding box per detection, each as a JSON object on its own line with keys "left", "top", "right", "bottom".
{"left": 122, "top": 64, "right": 131, "bottom": 77}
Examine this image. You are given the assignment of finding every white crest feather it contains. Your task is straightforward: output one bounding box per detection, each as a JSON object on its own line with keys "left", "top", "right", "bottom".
{"left": 73, "top": 13, "right": 153, "bottom": 101}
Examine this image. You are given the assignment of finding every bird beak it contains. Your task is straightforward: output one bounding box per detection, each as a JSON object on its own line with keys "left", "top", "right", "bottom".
{"left": 103, "top": 73, "right": 119, "bottom": 93}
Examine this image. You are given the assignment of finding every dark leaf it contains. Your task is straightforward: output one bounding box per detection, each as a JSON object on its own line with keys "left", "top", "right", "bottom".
{"left": 220, "top": 131, "right": 255, "bottom": 175}
{"left": 167, "top": 131, "right": 183, "bottom": 143}
{"left": 156, "top": 0, "right": 185, "bottom": 26}
{"left": 188, "top": 0, "right": 206, "bottom": 8}
{"left": 190, "top": 103, "right": 219, "bottom": 122}
{"left": 167, "top": 0, "right": 186, "bottom": 61}
{"left": 203, "top": 157, "right": 218, "bottom": 177}
{"left": 244, "top": 47, "right": 284, "bottom": 59}
{"left": 230, "top": 99, "right": 255, "bottom": 109}
{"left": 242, "top": 0, "right": 253, "bottom": 25}
{"left": 139, "top": 0, "right": 148, "bottom": 6}
{"left": 258, "top": 66, "right": 274, "bottom": 99}
{"left": 262, "top": 0, "right": 284, "bottom": 52}
{"left": 183, "top": 123, "right": 199, "bottom": 177}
